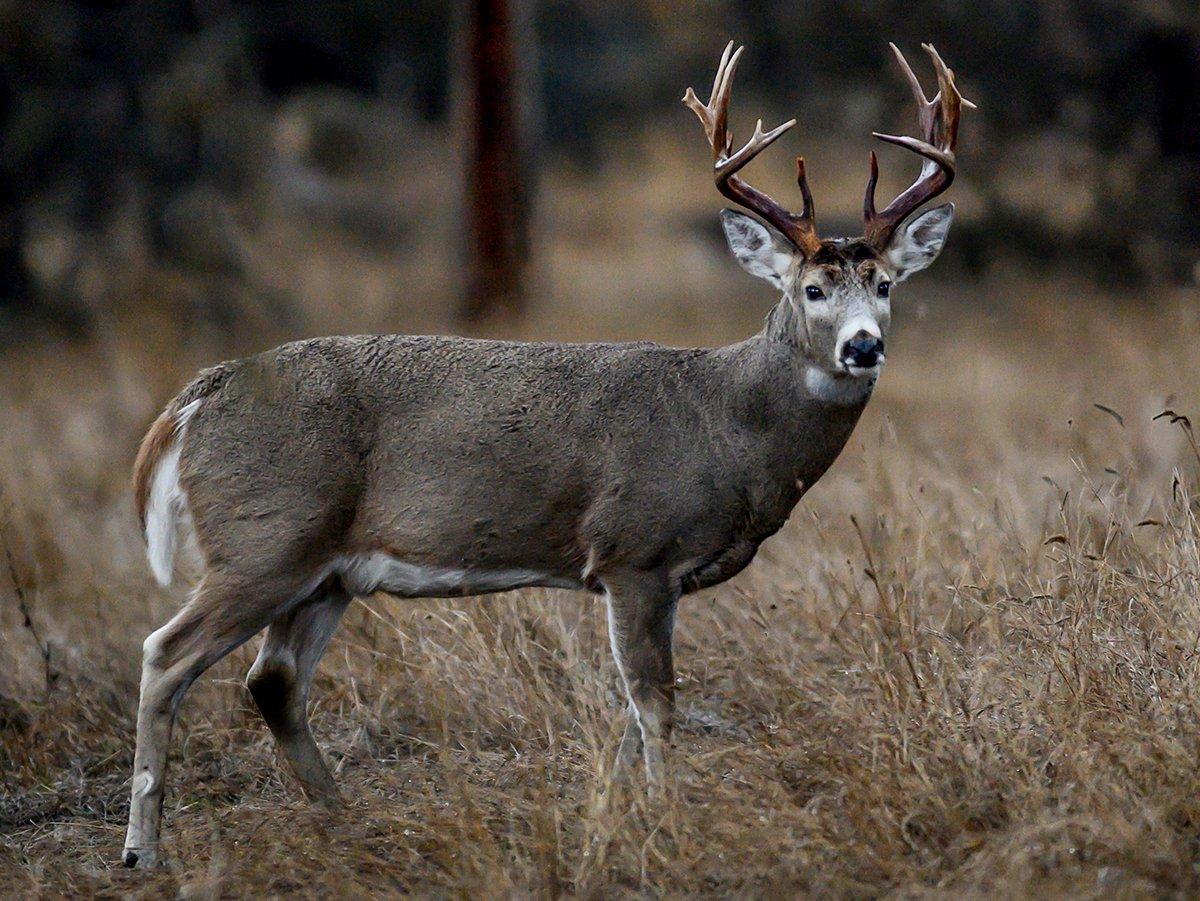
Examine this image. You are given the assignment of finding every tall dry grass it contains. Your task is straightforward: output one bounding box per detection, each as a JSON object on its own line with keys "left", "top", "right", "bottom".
{"left": 2, "top": 145, "right": 1200, "bottom": 895}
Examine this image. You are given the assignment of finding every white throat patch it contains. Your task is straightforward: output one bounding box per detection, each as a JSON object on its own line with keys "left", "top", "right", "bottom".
{"left": 804, "top": 365, "right": 876, "bottom": 406}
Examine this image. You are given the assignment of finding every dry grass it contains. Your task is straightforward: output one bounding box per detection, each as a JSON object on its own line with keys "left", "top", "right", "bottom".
{"left": 3, "top": 151, "right": 1200, "bottom": 897}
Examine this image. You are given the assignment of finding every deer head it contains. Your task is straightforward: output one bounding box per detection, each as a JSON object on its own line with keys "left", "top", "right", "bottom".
{"left": 685, "top": 42, "right": 972, "bottom": 380}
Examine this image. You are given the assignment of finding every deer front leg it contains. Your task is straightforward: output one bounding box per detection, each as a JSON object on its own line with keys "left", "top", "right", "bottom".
{"left": 602, "top": 570, "right": 677, "bottom": 793}
{"left": 612, "top": 702, "right": 643, "bottom": 781}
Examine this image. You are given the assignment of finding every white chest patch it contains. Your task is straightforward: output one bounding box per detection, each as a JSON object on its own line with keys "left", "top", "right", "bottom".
{"left": 334, "top": 552, "right": 584, "bottom": 598}
{"left": 804, "top": 365, "right": 876, "bottom": 406}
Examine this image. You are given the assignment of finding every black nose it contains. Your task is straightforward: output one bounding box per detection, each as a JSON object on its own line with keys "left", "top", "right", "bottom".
{"left": 843, "top": 331, "right": 884, "bottom": 368}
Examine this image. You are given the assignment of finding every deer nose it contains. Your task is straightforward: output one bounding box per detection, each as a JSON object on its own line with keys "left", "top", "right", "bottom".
{"left": 842, "top": 331, "right": 884, "bottom": 368}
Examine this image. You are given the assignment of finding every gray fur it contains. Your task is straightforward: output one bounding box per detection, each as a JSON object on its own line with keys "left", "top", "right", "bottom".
{"left": 122, "top": 218, "right": 950, "bottom": 865}
{"left": 177, "top": 331, "right": 865, "bottom": 594}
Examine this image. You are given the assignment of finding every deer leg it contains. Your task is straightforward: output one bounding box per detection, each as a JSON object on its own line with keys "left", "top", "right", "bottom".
{"left": 611, "top": 702, "right": 643, "bottom": 781}
{"left": 602, "top": 570, "right": 677, "bottom": 793}
{"left": 122, "top": 571, "right": 316, "bottom": 869}
{"left": 246, "top": 580, "right": 351, "bottom": 805}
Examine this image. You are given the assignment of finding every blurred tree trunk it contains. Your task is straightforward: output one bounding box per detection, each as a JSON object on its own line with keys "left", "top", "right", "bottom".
{"left": 0, "top": 70, "right": 31, "bottom": 311}
{"left": 0, "top": 203, "right": 30, "bottom": 311}
{"left": 461, "top": 0, "right": 530, "bottom": 324}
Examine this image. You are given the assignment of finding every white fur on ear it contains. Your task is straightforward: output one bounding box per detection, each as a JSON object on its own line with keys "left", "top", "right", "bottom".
{"left": 720, "top": 210, "right": 796, "bottom": 289}
{"left": 886, "top": 203, "right": 954, "bottom": 282}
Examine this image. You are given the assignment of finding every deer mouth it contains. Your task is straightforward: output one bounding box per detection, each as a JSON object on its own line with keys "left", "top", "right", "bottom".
{"left": 840, "top": 356, "right": 885, "bottom": 378}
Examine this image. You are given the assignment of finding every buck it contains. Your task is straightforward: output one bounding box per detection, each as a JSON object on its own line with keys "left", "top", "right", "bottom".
{"left": 122, "top": 42, "right": 970, "bottom": 867}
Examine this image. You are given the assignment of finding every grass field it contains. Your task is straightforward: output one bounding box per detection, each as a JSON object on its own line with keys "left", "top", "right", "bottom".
{"left": 2, "top": 172, "right": 1200, "bottom": 895}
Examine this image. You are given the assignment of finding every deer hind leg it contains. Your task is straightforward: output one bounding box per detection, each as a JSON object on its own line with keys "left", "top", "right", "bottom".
{"left": 602, "top": 570, "right": 677, "bottom": 793}
{"left": 122, "top": 570, "right": 321, "bottom": 869}
{"left": 245, "top": 579, "right": 351, "bottom": 806}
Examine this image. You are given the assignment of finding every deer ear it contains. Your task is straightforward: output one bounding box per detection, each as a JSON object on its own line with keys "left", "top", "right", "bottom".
{"left": 886, "top": 203, "right": 954, "bottom": 283}
{"left": 720, "top": 210, "right": 796, "bottom": 289}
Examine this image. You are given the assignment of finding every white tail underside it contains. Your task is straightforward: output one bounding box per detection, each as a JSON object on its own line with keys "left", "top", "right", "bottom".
{"left": 144, "top": 399, "right": 201, "bottom": 586}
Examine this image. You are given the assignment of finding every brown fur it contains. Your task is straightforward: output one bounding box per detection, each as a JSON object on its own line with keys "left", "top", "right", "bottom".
{"left": 810, "top": 238, "right": 881, "bottom": 267}
{"left": 132, "top": 361, "right": 241, "bottom": 533}
{"left": 121, "top": 318, "right": 877, "bottom": 865}
{"left": 120, "top": 213, "right": 953, "bottom": 868}
{"left": 132, "top": 401, "right": 180, "bottom": 532}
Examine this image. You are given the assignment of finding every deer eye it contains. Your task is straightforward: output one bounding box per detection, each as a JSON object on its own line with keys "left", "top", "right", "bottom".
{"left": 877, "top": 281, "right": 891, "bottom": 298}
{"left": 804, "top": 285, "right": 825, "bottom": 301}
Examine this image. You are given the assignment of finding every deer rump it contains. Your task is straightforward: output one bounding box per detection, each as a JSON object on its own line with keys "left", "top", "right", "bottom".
{"left": 135, "top": 333, "right": 778, "bottom": 602}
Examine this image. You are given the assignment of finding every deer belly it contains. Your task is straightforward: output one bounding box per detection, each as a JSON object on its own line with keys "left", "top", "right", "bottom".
{"left": 333, "top": 551, "right": 585, "bottom": 598}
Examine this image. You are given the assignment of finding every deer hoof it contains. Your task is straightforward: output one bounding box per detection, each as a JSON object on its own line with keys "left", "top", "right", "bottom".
{"left": 122, "top": 847, "right": 158, "bottom": 869}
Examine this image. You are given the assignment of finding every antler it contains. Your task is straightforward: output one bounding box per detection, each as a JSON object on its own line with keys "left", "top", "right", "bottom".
{"left": 863, "top": 43, "right": 975, "bottom": 248}
{"left": 684, "top": 42, "right": 822, "bottom": 256}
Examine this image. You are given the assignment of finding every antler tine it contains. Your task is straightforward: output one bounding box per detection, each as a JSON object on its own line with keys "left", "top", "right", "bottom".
{"left": 864, "top": 42, "right": 972, "bottom": 248}
{"left": 716, "top": 117, "right": 796, "bottom": 180}
{"left": 796, "top": 157, "right": 815, "bottom": 222}
{"left": 923, "top": 43, "right": 978, "bottom": 112}
{"left": 889, "top": 42, "right": 934, "bottom": 140}
{"left": 707, "top": 43, "right": 739, "bottom": 158}
{"left": 684, "top": 43, "right": 820, "bottom": 254}
{"left": 863, "top": 150, "right": 879, "bottom": 221}
{"left": 711, "top": 40, "right": 735, "bottom": 107}
{"left": 682, "top": 41, "right": 739, "bottom": 154}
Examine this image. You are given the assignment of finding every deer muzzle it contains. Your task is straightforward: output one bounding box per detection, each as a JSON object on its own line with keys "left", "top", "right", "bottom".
{"left": 840, "top": 329, "right": 886, "bottom": 375}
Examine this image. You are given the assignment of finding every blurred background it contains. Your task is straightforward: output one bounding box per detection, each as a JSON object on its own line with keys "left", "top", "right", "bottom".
{"left": 2, "top": 0, "right": 1199, "bottom": 351}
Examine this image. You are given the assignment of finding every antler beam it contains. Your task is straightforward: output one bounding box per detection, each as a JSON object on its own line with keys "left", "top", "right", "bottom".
{"left": 684, "top": 42, "right": 822, "bottom": 256}
{"left": 863, "top": 43, "right": 975, "bottom": 248}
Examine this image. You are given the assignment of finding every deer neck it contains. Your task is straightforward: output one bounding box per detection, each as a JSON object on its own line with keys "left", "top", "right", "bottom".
{"left": 719, "top": 297, "right": 874, "bottom": 486}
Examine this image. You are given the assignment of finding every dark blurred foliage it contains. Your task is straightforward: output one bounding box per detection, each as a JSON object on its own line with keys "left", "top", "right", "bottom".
{"left": 0, "top": 0, "right": 450, "bottom": 320}
{"left": 1, "top": 0, "right": 1198, "bottom": 322}
{"left": 547, "top": 0, "right": 1200, "bottom": 280}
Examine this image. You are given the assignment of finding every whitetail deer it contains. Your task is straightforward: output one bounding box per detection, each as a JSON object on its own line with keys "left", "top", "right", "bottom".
{"left": 122, "top": 42, "right": 970, "bottom": 867}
